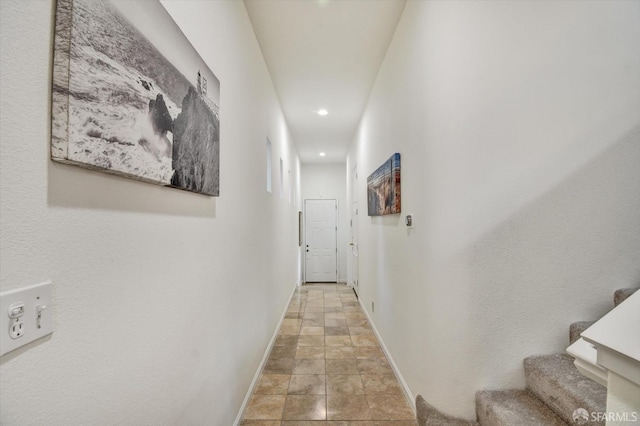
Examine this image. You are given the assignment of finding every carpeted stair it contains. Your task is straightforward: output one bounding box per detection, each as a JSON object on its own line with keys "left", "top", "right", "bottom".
{"left": 524, "top": 354, "right": 606, "bottom": 425}
{"left": 476, "top": 390, "right": 566, "bottom": 426}
{"left": 417, "top": 395, "right": 479, "bottom": 426}
{"left": 569, "top": 321, "right": 595, "bottom": 345}
{"left": 568, "top": 288, "right": 634, "bottom": 345}
{"left": 416, "top": 287, "right": 638, "bottom": 425}
{"left": 613, "top": 287, "right": 637, "bottom": 307}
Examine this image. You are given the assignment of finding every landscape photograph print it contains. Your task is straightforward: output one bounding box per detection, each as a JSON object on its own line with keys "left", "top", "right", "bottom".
{"left": 367, "top": 153, "right": 401, "bottom": 216}
{"left": 51, "top": 0, "right": 220, "bottom": 196}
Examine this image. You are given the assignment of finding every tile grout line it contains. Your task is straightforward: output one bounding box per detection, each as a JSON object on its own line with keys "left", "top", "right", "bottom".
{"left": 242, "top": 284, "right": 416, "bottom": 424}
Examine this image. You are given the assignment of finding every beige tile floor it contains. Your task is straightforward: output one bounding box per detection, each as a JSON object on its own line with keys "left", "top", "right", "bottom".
{"left": 241, "top": 284, "right": 417, "bottom": 426}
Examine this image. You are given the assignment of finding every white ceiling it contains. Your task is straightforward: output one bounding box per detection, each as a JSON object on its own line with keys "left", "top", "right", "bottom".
{"left": 244, "top": 0, "right": 406, "bottom": 163}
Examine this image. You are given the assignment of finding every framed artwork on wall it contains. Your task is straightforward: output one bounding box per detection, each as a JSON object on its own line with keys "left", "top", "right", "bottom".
{"left": 367, "top": 153, "right": 401, "bottom": 216}
{"left": 51, "top": 0, "right": 220, "bottom": 196}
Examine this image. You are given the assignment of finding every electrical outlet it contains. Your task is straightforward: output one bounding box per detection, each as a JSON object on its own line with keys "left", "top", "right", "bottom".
{"left": 1, "top": 281, "right": 53, "bottom": 357}
{"left": 10, "top": 322, "right": 24, "bottom": 339}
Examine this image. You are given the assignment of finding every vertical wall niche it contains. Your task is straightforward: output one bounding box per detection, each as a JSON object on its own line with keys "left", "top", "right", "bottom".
{"left": 279, "top": 158, "right": 284, "bottom": 199}
{"left": 266, "top": 138, "right": 272, "bottom": 193}
{"left": 288, "top": 169, "right": 292, "bottom": 204}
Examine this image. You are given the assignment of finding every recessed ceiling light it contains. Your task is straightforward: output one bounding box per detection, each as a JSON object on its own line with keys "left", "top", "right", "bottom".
{"left": 317, "top": 109, "right": 328, "bottom": 116}
{"left": 319, "top": 152, "right": 326, "bottom": 157}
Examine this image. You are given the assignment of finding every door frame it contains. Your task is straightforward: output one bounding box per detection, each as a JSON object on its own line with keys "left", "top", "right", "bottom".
{"left": 303, "top": 198, "right": 338, "bottom": 283}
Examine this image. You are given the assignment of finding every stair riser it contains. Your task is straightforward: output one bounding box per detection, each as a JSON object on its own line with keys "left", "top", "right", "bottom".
{"left": 476, "top": 390, "right": 568, "bottom": 426}
{"left": 476, "top": 402, "right": 500, "bottom": 426}
{"left": 476, "top": 396, "right": 505, "bottom": 426}
{"left": 416, "top": 395, "right": 479, "bottom": 426}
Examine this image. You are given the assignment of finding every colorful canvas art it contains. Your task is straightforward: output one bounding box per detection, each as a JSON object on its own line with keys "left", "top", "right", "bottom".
{"left": 367, "top": 153, "right": 401, "bottom": 216}
{"left": 51, "top": 0, "right": 220, "bottom": 196}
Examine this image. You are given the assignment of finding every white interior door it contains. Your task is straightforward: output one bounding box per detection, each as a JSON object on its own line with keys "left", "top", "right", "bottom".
{"left": 350, "top": 165, "right": 359, "bottom": 295}
{"left": 305, "top": 199, "right": 337, "bottom": 283}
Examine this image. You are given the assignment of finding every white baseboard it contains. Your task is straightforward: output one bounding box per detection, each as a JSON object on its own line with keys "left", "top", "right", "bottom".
{"left": 358, "top": 299, "right": 416, "bottom": 414}
{"left": 233, "top": 282, "right": 299, "bottom": 426}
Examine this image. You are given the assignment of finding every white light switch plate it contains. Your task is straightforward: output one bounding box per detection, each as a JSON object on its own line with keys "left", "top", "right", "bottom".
{"left": 0, "top": 281, "right": 53, "bottom": 357}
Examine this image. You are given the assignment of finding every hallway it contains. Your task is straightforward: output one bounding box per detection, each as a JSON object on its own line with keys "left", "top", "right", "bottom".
{"left": 2, "top": 1, "right": 639, "bottom": 424}
{"left": 241, "top": 284, "right": 416, "bottom": 424}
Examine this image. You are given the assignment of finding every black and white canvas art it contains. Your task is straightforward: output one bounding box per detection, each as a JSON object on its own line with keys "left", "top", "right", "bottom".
{"left": 52, "top": 0, "right": 220, "bottom": 196}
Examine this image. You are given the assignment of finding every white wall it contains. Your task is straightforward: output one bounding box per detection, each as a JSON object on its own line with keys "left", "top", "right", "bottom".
{"left": 348, "top": 0, "right": 640, "bottom": 419}
{"left": 0, "top": 1, "right": 300, "bottom": 425}
{"left": 301, "top": 163, "right": 348, "bottom": 283}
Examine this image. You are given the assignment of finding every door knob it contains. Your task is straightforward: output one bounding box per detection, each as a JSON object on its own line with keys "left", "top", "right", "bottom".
{"left": 349, "top": 243, "right": 355, "bottom": 246}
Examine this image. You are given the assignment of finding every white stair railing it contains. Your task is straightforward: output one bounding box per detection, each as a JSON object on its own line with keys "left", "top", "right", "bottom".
{"left": 567, "top": 291, "right": 640, "bottom": 423}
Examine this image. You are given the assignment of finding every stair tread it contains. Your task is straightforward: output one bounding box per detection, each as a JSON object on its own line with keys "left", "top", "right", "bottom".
{"left": 476, "top": 389, "right": 568, "bottom": 426}
{"left": 524, "top": 353, "right": 606, "bottom": 425}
